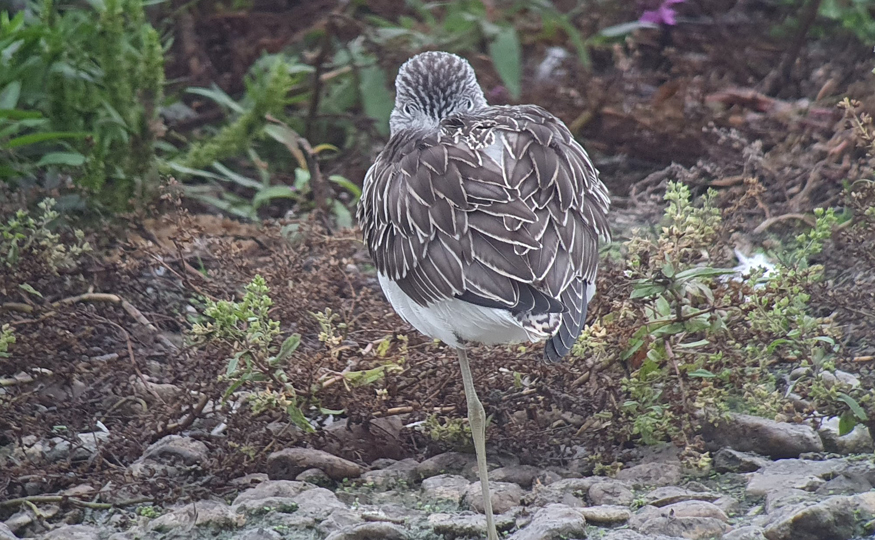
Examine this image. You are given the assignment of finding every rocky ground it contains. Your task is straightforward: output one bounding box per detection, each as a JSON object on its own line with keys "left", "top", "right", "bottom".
{"left": 3, "top": 411, "right": 874, "bottom": 540}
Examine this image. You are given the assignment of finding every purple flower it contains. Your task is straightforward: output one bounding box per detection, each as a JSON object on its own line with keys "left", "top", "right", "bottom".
{"left": 640, "top": 0, "right": 685, "bottom": 26}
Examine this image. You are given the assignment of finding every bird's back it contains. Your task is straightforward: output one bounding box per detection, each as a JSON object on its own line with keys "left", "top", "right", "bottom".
{"left": 359, "top": 104, "right": 610, "bottom": 360}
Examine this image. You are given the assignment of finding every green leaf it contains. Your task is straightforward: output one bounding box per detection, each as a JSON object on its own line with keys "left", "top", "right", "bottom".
{"left": 0, "top": 109, "right": 43, "bottom": 120}
{"left": 599, "top": 20, "right": 657, "bottom": 38}
{"left": 674, "top": 267, "right": 737, "bottom": 280}
{"left": 329, "top": 175, "right": 362, "bottom": 201}
{"left": 0, "top": 81, "right": 21, "bottom": 109}
{"left": 678, "top": 339, "right": 709, "bottom": 349}
{"left": 36, "top": 152, "right": 86, "bottom": 167}
{"left": 631, "top": 283, "right": 667, "bottom": 299}
{"left": 18, "top": 283, "right": 42, "bottom": 297}
{"left": 688, "top": 368, "right": 716, "bottom": 378}
{"left": 287, "top": 404, "right": 315, "bottom": 433}
{"left": 186, "top": 86, "right": 245, "bottom": 114}
{"left": 359, "top": 64, "right": 394, "bottom": 136}
{"left": 273, "top": 333, "right": 301, "bottom": 363}
{"left": 252, "top": 185, "right": 297, "bottom": 209}
{"left": 838, "top": 411, "right": 857, "bottom": 436}
{"left": 319, "top": 407, "right": 344, "bottom": 415}
{"left": 837, "top": 392, "right": 869, "bottom": 421}
{"left": 5, "top": 131, "right": 88, "bottom": 149}
{"left": 226, "top": 353, "right": 242, "bottom": 376}
{"left": 488, "top": 25, "right": 522, "bottom": 99}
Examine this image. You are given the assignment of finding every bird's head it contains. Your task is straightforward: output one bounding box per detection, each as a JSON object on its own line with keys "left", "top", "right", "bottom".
{"left": 390, "top": 51, "right": 488, "bottom": 136}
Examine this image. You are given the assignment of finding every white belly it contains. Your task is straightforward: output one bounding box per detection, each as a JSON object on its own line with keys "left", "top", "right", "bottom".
{"left": 378, "top": 273, "right": 534, "bottom": 348}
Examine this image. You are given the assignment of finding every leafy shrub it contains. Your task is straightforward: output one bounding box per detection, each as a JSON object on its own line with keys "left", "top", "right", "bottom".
{"left": 1, "top": 0, "right": 164, "bottom": 209}
{"left": 1, "top": 197, "right": 90, "bottom": 272}
{"left": 580, "top": 180, "right": 869, "bottom": 450}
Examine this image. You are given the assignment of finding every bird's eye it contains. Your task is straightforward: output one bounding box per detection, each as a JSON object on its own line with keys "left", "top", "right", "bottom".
{"left": 465, "top": 99, "right": 475, "bottom": 110}
{"left": 403, "top": 103, "right": 415, "bottom": 115}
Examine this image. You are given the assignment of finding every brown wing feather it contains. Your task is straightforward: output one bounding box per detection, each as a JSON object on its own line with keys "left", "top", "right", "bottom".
{"left": 357, "top": 104, "right": 610, "bottom": 360}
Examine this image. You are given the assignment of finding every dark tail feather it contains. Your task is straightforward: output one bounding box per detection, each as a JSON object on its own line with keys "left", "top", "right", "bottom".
{"left": 544, "top": 280, "right": 588, "bottom": 362}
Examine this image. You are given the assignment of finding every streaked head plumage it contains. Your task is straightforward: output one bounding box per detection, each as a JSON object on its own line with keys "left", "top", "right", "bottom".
{"left": 390, "top": 51, "right": 488, "bottom": 135}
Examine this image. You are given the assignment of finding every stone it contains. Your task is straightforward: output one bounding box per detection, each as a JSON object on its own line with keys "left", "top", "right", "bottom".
{"left": 713, "top": 448, "right": 771, "bottom": 473}
{"left": 266, "top": 448, "right": 363, "bottom": 481}
{"left": 234, "top": 529, "right": 283, "bottom": 540}
{"left": 714, "top": 495, "right": 741, "bottom": 516}
{"left": 39, "top": 525, "right": 101, "bottom": 540}
{"left": 589, "top": 480, "right": 635, "bottom": 506}
{"left": 630, "top": 501, "right": 729, "bottom": 529}
{"left": 0, "top": 523, "right": 16, "bottom": 540}
{"left": 360, "top": 458, "right": 418, "bottom": 488}
{"left": 43, "top": 431, "right": 110, "bottom": 463}
{"left": 415, "top": 452, "right": 477, "bottom": 480}
{"left": 294, "top": 487, "right": 347, "bottom": 521}
{"left": 4, "top": 512, "right": 32, "bottom": 534}
{"left": 600, "top": 531, "right": 684, "bottom": 540}
{"left": 616, "top": 461, "right": 682, "bottom": 486}
{"left": 818, "top": 417, "right": 875, "bottom": 455}
{"left": 490, "top": 465, "right": 546, "bottom": 488}
{"left": 322, "top": 416, "right": 406, "bottom": 463}
{"left": 644, "top": 486, "right": 719, "bottom": 507}
{"left": 233, "top": 496, "right": 300, "bottom": 516}
{"left": 142, "top": 435, "right": 209, "bottom": 466}
{"left": 723, "top": 526, "right": 768, "bottom": 540}
{"left": 636, "top": 514, "right": 729, "bottom": 539}
{"left": 578, "top": 505, "right": 631, "bottom": 524}
{"left": 148, "top": 500, "right": 243, "bottom": 532}
{"left": 465, "top": 481, "right": 523, "bottom": 514}
{"left": 428, "top": 512, "right": 516, "bottom": 536}
{"left": 324, "top": 522, "right": 406, "bottom": 540}
{"left": 527, "top": 477, "right": 603, "bottom": 507}
{"left": 745, "top": 458, "right": 850, "bottom": 498}
{"left": 764, "top": 489, "right": 815, "bottom": 514}
{"left": 702, "top": 413, "right": 823, "bottom": 459}
{"left": 834, "top": 369, "right": 861, "bottom": 388}
{"left": 761, "top": 493, "right": 875, "bottom": 540}
{"left": 233, "top": 480, "right": 314, "bottom": 505}
{"left": 421, "top": 474, "right": 469, "bottom": 503}
{"left": 296, "top": 467, "right": 332, "bottom": 486}
{"left": 815, "top": 473, "right": 872, "bottom": 496}
{"left": 507, "top": 504, "right": 587, "bottom": 540}
{"left": 317, "top": 508, "right": 365, "bottom": 536}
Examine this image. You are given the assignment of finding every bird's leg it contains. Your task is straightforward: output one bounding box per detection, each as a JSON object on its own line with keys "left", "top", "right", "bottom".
{"left": 456, "top": 347, "right": 498, "bottom": 540}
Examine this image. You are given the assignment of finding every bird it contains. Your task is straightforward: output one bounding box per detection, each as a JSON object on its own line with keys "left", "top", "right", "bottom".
{"left": 357, "top": 51, "right": 610, "bottom": 540}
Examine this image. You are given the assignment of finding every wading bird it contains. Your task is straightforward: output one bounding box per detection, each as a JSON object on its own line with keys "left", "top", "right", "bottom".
{"left": 357, "top": 51, "right": 610, "bottom": 540}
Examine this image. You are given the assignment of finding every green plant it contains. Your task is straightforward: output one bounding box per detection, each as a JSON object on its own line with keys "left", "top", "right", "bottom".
{"left": 577, "top": 180, "right": 859, "bottom": 450}
{"left": 1, "top": 0, "right": 165, "bottom": 209}
{"left": 191, "top": 275, "right": 312, "bottom": 431}
{"left": 1, "top": 197, "right": 91, "bottom": 271}
{"left": 0, "top": 324, "right": 14, "bottom": 358}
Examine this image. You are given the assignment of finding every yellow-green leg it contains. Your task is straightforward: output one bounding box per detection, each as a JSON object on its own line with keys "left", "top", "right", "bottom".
{"left": 456, "top": 347, "right": 498, "bottom": 540}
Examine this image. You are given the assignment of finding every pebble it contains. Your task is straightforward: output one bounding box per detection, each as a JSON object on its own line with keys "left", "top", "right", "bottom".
{"left": 324, "top": 522, "right": 406, "bottom": 540}
{"left": 762, "top": 492, "right": 875, "bottom": 540}
{"left": 0, "top": 524, "right": 15, "bottom": 540}
{"left": 713, "top": 448, "right": 770, "bottom": 473}
{"left": 588, "top": 479, "right": 635, "bottom": 506}
{"left": 527, "top": 476, "right": 603, "bottom": 506}
{"left": 465, "top": 480, "right": 523, "bottom": 514}
{"left": 148, "top": 500, "right": 243, "bottom": 532}
{"left": 39, "top": 525, "right": 101, "bottom": 540}
{"left": 428, "top": 511, "right": 516, "bottom": 536}
{"left": 421, "top": 474, "right": 469, "bottom": 503}
{"left": 414, "top": 451, "right": 477, "bottom": 480}
{"left": 266, "top": 448, "right": 363, "bottom": 481}
{"left": 817, "top": 416, "right": 875, "bottom": 454}
{"left": 616, "top": 461, "right": 682, "bottom": 486}
{"left": 702, "top": 413, "right": 823, "bottom": 458}
{"left": 578, "top": 505, "right": 631, "bottom": 524}
{"left": 142, "top": 435, "right": 209, "bottom": 466}
{"left": 644, "top": 486, "right": 719, "bottom": 506}
{"left": 507, "top": 504, "right": 587, "bottom": 540}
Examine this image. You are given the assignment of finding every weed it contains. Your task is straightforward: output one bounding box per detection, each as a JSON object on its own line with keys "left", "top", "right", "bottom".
{"left": 1, "top": 0, "right": 164, "bottom": 209}
{"left": 1, "top": 198, "right": 90, "bottom": 272}
{"left": 191, "top": 275, "right": 312, "bottom": 431}
{"left": 0, "top": 324, "right": 14, "bottom": 358}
